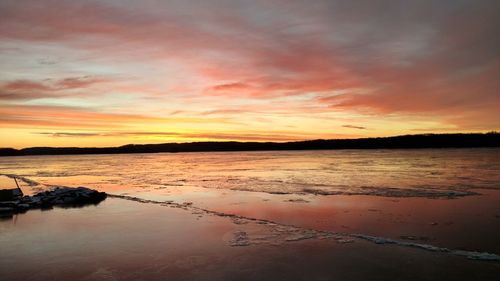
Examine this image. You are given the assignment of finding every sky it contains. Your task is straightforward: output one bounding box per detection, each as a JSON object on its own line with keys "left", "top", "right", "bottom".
{"left": 0, "top": 0, "right": 499, "bottom": 148}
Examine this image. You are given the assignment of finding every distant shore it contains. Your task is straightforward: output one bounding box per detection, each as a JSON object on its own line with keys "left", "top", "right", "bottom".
{"left": 1, "top": 133, "right": 499, "bottom": 157}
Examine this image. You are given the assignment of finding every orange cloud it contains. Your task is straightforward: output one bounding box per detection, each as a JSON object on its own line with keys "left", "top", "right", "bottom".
{"left": 0, "top": 105, "right": 238, "bottom": 130}
{"left": 31, "top": 130, "right": 353, "bottom": 143}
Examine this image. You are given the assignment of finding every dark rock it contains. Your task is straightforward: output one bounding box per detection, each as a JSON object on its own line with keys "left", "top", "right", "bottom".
{"left": 0, "top": 207, "right": 14, "bottom": 213}
{"left": 0, "top": 187, "right": 106, "bottom": 216}
{"left": 0, "top": 188, "right": 23, "bottom": 201}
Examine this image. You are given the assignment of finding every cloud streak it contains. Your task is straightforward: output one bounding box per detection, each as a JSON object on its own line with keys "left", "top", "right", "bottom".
{"left": 0, "top": 76, "right": 110, "bottom": 101}
{"left": 0, "top": 105, "right": 238, "bottom": 130}
{"left": 32, "top": 131, "right": 334, "bottom": 142}
{"left": 342, "top": 125, "right": 366, "bottom": 130}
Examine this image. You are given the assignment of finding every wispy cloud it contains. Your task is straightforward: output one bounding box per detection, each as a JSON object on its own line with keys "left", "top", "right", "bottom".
{"left": 0, "top": 104, "right": 238, "bottom": 129}
{"left": 342, "top": 125, "right": 367, "bottom": 130}
{"left": 32, "top": 130, "right": 339, "bottom": 142}
{"left": 0, "top": 76, "right": 109, "bottom": 101}
{"left": 36, "top": 132, "right": 102, "bottom": 137}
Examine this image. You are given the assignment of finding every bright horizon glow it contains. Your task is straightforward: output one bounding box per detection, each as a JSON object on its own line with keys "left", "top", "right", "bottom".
{"left": 1, "top": 0, "right": 499, "bottom": 149}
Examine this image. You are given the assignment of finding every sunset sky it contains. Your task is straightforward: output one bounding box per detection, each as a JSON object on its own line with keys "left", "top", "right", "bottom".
{"left": 1, "top": 0, "right": 499, "bottom": 148}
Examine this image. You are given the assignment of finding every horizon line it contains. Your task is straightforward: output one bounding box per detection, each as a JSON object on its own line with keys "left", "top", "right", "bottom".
{"left": 1, "top": 131, "right": 498, "bottom": 150}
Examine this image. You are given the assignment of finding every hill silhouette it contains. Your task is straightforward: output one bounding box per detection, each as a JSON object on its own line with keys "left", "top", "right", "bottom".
{"left": 1, "top": 133, "right": 499, "bottom": 157}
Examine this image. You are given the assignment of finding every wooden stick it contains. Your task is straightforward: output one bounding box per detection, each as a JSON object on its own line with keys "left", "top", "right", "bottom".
{"left": 14, "top": 177, "right": 20, "bottom": 189}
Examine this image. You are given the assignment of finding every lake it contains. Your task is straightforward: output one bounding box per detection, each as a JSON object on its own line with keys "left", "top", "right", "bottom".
{"left": 1, "top": 149, "right": 500, "bottom": 280}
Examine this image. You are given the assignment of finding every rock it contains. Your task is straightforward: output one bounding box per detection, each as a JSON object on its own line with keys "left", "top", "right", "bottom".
{"left": 0, "top": 207, "right": 14, "bottom": 213}
{"left": 16, "top": 204, "right": 30, "bottom": 210}
{"left": 0, "top": 201, "right": 17, "bottom": 208}
{"left": 0, "top": 186, "right": 23, "bottom": 202}
{"left": 0, "top": 187, "right": 107, "bottom": 217}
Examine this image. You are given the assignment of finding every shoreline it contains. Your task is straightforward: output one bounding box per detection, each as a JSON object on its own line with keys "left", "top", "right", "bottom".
{"left": 2, "top": 133, "right": 499, "bottom": 157}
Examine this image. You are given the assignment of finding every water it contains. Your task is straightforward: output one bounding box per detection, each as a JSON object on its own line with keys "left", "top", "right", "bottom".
{"left": 1, "top": 148, "right": 500, "bottom": 280}
{"left": 1, "top": 149, "right": 499, "bottom": 198}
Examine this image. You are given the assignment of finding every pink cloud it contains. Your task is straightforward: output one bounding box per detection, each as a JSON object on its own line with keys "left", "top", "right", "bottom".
{"left": 0, "top": 76, "right": 110, "bottom": 100}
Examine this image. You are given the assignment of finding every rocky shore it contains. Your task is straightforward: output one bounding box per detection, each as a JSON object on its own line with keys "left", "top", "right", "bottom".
{"left": 0, "top": 187, "right": 107, "bottom": 217}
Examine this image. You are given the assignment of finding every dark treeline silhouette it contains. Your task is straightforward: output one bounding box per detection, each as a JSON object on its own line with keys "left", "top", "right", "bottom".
{"left": 1, "top": 133, "right": 499, "bottom": 157}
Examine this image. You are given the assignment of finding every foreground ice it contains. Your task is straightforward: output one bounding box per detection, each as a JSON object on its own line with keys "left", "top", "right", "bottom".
{"left": 108, "top": 193, "right": 500, "bottom": 262}
{"left": 3, "top": 197, "right": 499, "bottom": 281}
{"left": 2, "top": 168, "right": 500, "bottom": 262}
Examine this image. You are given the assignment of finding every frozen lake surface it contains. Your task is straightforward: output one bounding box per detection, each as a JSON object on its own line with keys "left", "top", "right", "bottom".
{"left": 1, "top": 148, "right": 500, "bottom": 280}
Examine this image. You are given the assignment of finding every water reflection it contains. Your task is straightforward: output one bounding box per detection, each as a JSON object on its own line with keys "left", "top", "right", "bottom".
{"left": 1, "top": 149, "right": 499, "bottom": 197}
